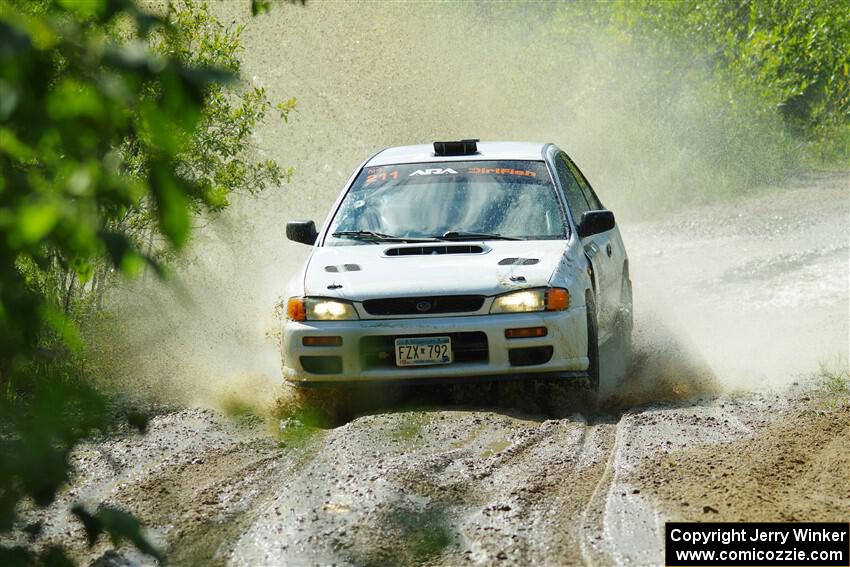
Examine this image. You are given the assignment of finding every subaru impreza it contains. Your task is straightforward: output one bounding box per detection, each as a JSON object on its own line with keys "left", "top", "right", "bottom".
{"left": 283, "top": 140, "right": 631, "bottom": 393}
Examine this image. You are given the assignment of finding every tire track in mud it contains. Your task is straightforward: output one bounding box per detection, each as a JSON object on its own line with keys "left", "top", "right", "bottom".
{"left": 579, "top": 395, "right": 791, "bottom": 566}
{"left": 13, "top": 410, "right": 323, "bottom": 566}
{"left": 578, "top": 421, "right": 622, "bottom": 567}
{"left": 226, "top": 396, "right": 761, "bottom": 567}
{"left": 227, "top": 409, "right": 626, "bottom": 566}
{"left": 13, "top": 390, "right": 830, "bottom": 566}
{"left": 432, "top": 414, "right": 614, "bottom": 566}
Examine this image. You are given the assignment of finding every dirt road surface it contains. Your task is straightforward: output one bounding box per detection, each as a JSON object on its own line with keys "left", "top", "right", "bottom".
{"left": 9, "top": 174, "right": 849, "bottom": 566}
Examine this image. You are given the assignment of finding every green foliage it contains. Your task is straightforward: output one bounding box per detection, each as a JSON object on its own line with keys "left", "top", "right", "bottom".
{"left": 157, "top": 0, "right": 294, "bottom": 205}
{"left": 619, "top": 0, "right": 850, "bottom": 163}
{"left": 109, "top": 0, "right": 294, "bottom": 281}
{"left": 0, "top": 0, "right": 229, "bottom": 358}
{"left": 251, "top": 0, "right": 307, "bottom": 17}
{"left": 0, "top": 0, "right": 292, "bottom": 563}
{"left": 487, "top": 1, "right": 847, "bottom": 212}
{"left": 72, "top": 505, "right": 164, "bottom": 562}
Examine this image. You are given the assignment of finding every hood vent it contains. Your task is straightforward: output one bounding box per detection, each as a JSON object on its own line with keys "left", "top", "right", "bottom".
{"left": 498, "top": 257, "right": 540, "bottom": 265}
{"left": 385, "top": 245, "right": 485, "bottom": 257}
{"left": 325, "top": 264, "right": 361, "bottom": 272}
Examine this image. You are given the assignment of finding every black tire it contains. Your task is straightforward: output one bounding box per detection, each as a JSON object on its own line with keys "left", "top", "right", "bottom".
{"left": 586, "top": 291, "right": 601, "bottom": 392}
{"left": 617, "top": 274, "right": 633, "bottom": 364}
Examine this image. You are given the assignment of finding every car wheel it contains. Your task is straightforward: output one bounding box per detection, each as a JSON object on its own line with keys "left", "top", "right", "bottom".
{"left": 585, "top": 291, "right": 601, "bottom": 392}
{"left": 616, "top": 274, "right": 633, "bottom": 365}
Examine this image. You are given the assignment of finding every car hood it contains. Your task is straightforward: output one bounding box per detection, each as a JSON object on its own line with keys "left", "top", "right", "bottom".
{"left": 302, "top": 240, "right": 568, "bottom": 300}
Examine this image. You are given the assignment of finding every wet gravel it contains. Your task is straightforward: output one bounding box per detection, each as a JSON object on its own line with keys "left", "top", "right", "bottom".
{"left": 7, "top": 174, "right": 848, "bottom": 566}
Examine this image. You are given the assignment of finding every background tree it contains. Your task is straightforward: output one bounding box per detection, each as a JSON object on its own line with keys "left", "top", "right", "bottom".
{"left": 0, "top": 0, "right": 292, "bottom": 563}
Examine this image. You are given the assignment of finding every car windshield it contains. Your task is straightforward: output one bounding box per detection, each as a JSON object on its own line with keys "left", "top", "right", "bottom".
{"left": 326, "top": 160, "right": 565, "bottom": 245}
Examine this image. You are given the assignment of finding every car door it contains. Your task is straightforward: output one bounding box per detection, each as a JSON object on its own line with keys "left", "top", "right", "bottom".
{"left": 553, "top": 152, "right": 620, "bottom": 335}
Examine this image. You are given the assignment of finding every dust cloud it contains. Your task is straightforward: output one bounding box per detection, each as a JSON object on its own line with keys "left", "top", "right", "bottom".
{"left": 93, "top": 2, "right": 848, "bottom": 413}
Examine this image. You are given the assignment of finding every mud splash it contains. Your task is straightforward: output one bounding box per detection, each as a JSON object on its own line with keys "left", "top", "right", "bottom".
{"left": 90, "top": 2, "right": 847, "bottom": 419}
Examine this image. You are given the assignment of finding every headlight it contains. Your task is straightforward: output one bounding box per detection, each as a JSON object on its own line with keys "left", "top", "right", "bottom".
{"left": 287, "top": 297, "right": 359, "bottom": 321}
{"left": 490, "top": 288, "right": 569, "bottom": 314}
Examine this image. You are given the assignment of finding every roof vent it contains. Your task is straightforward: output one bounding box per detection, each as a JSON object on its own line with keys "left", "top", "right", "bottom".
{"left": 433, "top": 139, "right": 479, "bottom": 156}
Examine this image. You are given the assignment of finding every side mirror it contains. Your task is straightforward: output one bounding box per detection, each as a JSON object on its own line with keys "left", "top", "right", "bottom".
{"left": 578, "top": 210, "right": 615, "bottom": 238}
{"left": 286, "top": 220, "right": 318, "bottom": 245}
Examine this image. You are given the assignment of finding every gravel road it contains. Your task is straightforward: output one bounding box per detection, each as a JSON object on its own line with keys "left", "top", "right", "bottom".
{"left": 10, "top": 173, "right": 848, "bottom": 566}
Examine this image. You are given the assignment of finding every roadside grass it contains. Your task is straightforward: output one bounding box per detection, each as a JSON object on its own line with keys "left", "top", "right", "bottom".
{"left": 819, "top": 358, "right": 849, "bottom": 395}
{"left": 812, "top": 356, "right": 850, "bottom": 412}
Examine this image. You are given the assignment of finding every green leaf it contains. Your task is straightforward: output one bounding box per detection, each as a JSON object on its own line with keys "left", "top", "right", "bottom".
{"left": 276, "top": 96, "right": 297, "bottom": 122}
{"left": 56, "top": 0, "right": 106, "bottom": 21}
{"left": 204, "top": 185, "right": 229, "bottom": 209}
{"left": 41, "top": 305, "right": 83, "bottom": 353}
{"left": 150, "top": 161, "right": 190, "bottom": 247}
{"left": 98, "top": 230, "right": 157, "bottom": 277}
{"left": 0, "top": 546, "right": 31, "bottom": 567}
{"left": 251, "top": 0, "right": 272, "bottom": 16}
{"left": 71, "top": 506, "right": 101, "bottom": 547}
{"left": 98, "top": 507, "right": 164, "bottom": 562}
{"left": 119, "top": 249, "right": 145, "bottom": 278}
{"left": 47, "top": 78, "right": 105, "bottom": 121}
{"left": 0, "top": 128, "right": 35, "bottom": 161}
{"left": 139, "top": 99, "right": 185, "bottom": 155}
{"left": 16, "top": 202, "right": 59, "bottom": 244}
{"left": 38, "top": 546, "right": 75, "bottom": 567}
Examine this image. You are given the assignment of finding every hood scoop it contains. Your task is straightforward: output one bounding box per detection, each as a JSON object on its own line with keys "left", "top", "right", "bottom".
{"left": 498, "top": 257, "right": 540, "bottom": 265}
{"left": 384, "top": 244, "right": 487, "bottom": 257}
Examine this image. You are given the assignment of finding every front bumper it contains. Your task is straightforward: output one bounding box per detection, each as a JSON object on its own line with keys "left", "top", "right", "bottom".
{"left": 282, "top": 307, "right": 589, "bottom": 385}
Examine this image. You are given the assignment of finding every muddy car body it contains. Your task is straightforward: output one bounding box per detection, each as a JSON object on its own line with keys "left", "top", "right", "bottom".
{"left": 283, "top": 140, "right": 631, "bottom": 391}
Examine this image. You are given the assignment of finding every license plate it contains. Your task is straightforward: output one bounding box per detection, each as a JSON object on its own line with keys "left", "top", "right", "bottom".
{"left": 394, "top": 336, "right": 452, "bottom": 367}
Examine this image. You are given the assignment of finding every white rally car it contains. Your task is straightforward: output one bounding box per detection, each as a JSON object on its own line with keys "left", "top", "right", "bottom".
{"left": 283, "top": 140, "right": 631, "bottom": 392}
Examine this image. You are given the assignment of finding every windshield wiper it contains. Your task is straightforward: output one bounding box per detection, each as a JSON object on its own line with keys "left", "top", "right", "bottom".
{"left": 331, "top": 230, "right": 440, "bottom": 243}
{"left": 434, "top": 231, "right": 522, "bottom": 241}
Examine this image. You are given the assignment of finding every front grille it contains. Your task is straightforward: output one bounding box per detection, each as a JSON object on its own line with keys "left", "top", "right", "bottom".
{"left": 360, "top": 332, "right": 488, "bottom": 369}
{"left": 362, "top": 295, "right": 485, "bottom": 316}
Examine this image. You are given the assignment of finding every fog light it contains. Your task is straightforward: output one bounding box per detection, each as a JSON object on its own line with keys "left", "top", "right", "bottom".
{"left": 508, "top": 346, "right": 554, "bottom": 366}
{"left": 303, "top": 336, "right": 342, "bottom": 347}
{"left": 505, "top": 326, "right": 548, "bottom": 339}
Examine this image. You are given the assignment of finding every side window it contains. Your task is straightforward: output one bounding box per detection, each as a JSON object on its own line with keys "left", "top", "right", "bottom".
{"left": 554, "top": 153, "right": 590, "bottom": 224}
{"left": 565, "top": 158, "right": 603, "bottom": 210}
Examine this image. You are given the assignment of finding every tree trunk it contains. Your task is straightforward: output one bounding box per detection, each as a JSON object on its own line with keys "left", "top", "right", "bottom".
{"left": 63, "top": 271, "right": 77, "bottom": 314}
